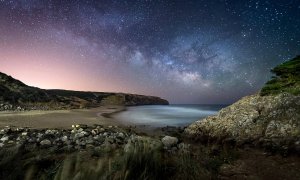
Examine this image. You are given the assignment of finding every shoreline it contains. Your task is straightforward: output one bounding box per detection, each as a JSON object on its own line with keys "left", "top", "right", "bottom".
{"left": 0, "top": 105, "right": 185, "bottom": 136}
{"left": 0, "top": 106, "right": 126, "bottom": 129}
{"left": 99, "top": 106, "right": 127, "bottom": 118}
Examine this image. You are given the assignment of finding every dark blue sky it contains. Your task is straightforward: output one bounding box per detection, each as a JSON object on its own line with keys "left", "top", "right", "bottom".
{"left": 0, "top": 0, "right": 299, "bottom": 104}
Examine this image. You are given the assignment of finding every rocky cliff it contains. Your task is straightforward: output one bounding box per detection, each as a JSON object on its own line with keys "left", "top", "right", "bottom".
{"left": 100, "top": 94, "right": 169, "bottom": 106}
{"left": 185, "top": 93, "right": 300, "bottom": 149}
{"left": 185, "top": 56, "right": 300, "bottom": 152}
{"left": 0, "top": 72, "right": 168, "bottom": 111}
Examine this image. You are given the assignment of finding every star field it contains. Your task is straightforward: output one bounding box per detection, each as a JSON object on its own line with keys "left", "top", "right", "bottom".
{"left": 0, "top": 0, "right": 299, "bottom": 104}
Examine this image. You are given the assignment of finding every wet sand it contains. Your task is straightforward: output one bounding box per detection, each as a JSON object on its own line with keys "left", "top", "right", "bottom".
{"left": 0, "top": 106, "right": 126, "bottom": 129}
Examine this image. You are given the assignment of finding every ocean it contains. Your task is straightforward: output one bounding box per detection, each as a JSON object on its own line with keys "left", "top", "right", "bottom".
{"left": 113, "top": 104, "right": 226, "bottom": 128}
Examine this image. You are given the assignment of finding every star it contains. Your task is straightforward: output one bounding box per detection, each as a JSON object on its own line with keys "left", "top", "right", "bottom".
{"left": 0, "top": 0, "right": 299, "bottom": 104}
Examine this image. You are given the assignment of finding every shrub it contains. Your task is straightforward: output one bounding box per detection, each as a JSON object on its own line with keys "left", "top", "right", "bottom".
{"left": 261, "top": 56, "right": 300, "bottom": 96}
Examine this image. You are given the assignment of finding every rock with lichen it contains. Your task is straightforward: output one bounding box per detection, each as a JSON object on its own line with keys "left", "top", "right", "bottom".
{"left": 185, "top": 92, "right": 300, "bottom": 150}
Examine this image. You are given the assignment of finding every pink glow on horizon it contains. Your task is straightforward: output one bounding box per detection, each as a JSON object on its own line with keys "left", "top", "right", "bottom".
{"left": 0, "top": 48, "right": 128, "bottom": 93}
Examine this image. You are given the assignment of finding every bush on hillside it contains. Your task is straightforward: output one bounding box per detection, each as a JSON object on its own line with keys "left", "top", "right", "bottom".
{"left": 260, "top": 56, "right": 300, "bottom": 96}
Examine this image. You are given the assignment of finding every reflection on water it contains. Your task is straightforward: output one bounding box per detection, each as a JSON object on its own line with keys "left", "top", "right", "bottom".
{"left": 113, "top": 105, "right": 225, "bottom": 127}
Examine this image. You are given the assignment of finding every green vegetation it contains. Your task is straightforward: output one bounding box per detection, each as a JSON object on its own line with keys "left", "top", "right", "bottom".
{"left": 261, "top": 56, "right": 300, "bottom": 96}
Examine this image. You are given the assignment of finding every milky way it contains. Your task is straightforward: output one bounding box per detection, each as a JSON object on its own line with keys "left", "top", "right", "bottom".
{"left": 0, "top": 0, "right": 299, "bottom": 104}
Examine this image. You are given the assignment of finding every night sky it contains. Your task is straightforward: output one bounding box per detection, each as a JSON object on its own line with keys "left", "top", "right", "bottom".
{"left": 0, "top": 0, "right": 299, "bottom": 104}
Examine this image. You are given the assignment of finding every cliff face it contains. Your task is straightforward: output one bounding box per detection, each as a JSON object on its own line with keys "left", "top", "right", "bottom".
{"left": 0, "top": 72, "right": 168, "bottom": 111}
{"left": 95, "top": 93, "right": 169, "bottom": 106}
{"left": 98, "top": 94, "right": 169, "bottom": 106}
{"left": 124, "top": 94, "right": 169, "bottom": 106}
{"left": 185, "top": 92, "right": 300, "bottom": 149}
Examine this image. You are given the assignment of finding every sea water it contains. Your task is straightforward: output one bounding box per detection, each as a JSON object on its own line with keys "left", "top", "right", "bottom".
{"left": 113, "top": 105, "right": 226, "bottom": 127}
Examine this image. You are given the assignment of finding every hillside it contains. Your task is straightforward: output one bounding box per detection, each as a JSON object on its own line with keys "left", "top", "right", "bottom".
{"left": 0, "top": 72, "right": 51, "bottom": 103}
{"left": 0, "top": 72, "right": 169, "bottom": 111}
{"left": 185, "top": 56, "right": 300, "bottom": 152}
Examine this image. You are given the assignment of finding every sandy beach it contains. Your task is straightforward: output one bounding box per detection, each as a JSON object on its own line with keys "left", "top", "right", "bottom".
{"left": 0, "top": 106, "right": 126, "bottom": 129}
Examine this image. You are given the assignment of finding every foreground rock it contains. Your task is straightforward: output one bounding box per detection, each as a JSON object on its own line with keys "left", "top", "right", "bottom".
{"left": 0, "top": 125, "right": 186, "bottom": 155}
{"left": 0, "top": 125, "right": 133, "bottom": 152}
{"left": 162, "top": 136, "right": 178, "bottom": 148}
{"left": 185, "top": 93, "right": 300, "bottom": 152}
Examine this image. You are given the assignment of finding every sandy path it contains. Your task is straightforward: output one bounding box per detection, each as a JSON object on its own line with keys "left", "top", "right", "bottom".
{"left": 0, "top": 106, "right": 125, "bottom": 129}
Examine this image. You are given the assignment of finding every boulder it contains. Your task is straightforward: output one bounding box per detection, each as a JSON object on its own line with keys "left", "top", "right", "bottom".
{"left": 21, "top": 132, "right": 28, "bottom": 136}
{"left": 40, "top": 139, "right": 51, "bottom": 146}
{"left": 161, "top": 136, "right": 178, "bottom": 148}
{"left": 0, "top": 136, "right": 9, "bottom": 142}
{"left": 61, "top": 136, "right": 68, "bottom": 142}
{"left": 91, "top": 129, "right": 99, "bottom": 135}
{"left": 118, "top": 132, "right": 125, "bottom": 138}
{"left": 74, "top": 131, "right": 87, "bottom": 139}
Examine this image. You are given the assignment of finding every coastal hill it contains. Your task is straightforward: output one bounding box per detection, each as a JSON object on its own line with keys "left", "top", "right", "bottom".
{"left": 0, "top": 72, "right": 169, "bottom": 111}
{"left": 185, "top": 56, "right": 300, "bottom": 152}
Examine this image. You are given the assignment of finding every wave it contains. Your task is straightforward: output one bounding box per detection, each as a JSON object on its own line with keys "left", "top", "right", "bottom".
{"left": 113, "top": 105, "right": 223, "bottom": 127}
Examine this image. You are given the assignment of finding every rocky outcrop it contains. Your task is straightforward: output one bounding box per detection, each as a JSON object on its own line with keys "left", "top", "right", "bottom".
{"left": 185, "top": 93, "right": 300, "bottom": 151}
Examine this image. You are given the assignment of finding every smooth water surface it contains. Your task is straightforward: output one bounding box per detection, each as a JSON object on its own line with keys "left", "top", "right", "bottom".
{"left": 113, "top": 105, "right": 226, "bottom": 127}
